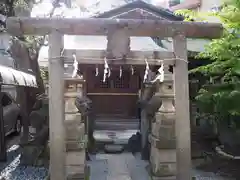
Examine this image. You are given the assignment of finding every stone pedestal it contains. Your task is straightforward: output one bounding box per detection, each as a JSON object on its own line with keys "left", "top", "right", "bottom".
{"left": 64, "top": 78, "right": 86, "bottom": 180}
{"left": 150, "top": 64, "right": 176, "bottom": 179}
{"left": 20, "top": 95, "right": 49, "bottom": 167}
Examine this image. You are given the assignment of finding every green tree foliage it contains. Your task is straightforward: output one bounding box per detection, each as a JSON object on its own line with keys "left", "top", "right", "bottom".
{"left": 176, "top": 0, "right": 240, "bottom": 126}
{"left": 1, "top": 0, "right": 63, "bottom": 91}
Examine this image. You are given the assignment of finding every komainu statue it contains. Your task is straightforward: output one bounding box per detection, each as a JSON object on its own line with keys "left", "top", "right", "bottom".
{"left": 139, "top": 72, "right": 162, "bottom": 160}
{"left": 75, "top": 96, "right": 96, "bottom": 155}
{"left": 20, "top": 94, "right": 49, "bottom": 166}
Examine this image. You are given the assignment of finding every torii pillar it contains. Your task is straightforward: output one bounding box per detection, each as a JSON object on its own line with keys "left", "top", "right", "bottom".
{"left": 48, "top": 31, "right": 66, "bottom": 180}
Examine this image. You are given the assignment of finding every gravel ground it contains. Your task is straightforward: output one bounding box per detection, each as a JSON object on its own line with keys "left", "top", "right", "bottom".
{"left": 0, "top": 136, "right": 48, "bottom": 180}
{"left": 194, "top": 158, "right": 239, "bottom": 179}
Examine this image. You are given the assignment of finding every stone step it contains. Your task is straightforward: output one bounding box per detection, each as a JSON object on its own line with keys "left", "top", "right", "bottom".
{"left": 65, "top": 121, "right": 85, "bottom": 141}
{"left": 66, "top": 152, "right": 86, "bottom": 180}
{"left": 66, "top": 165, "right": 89, "bottom": 180}
{"left": 95, "top": 119, "right": 139, "bottom": 131}
{"left": 152, "top": 176, "right": 176, "bottom": 180}
{"left": 66, "top": 151, "right": 85, "bottom": 165}
{"left": 104, "top": 144, "right": 124, "bottom": 153}
{"left": 66, "top": 165, "right": 85, "bottom": 180}
{"left": 66, "top": 140, "right": 85, "bottom": 152}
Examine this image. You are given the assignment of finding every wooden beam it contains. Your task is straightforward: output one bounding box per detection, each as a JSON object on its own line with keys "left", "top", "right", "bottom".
{"left": 173, "top": 34, "right": 191, "bottom": 180}
{"left": 6, "top": 17, "right": 223, "bottom": 38}
{"left": 64, "top": 49, "right": 175, "bottom": 65}
{"left": 48, "top": 31, "right": 66, "bottom": 180}
{"left": 64, "top": 77, "right": 85, "bottom": 83}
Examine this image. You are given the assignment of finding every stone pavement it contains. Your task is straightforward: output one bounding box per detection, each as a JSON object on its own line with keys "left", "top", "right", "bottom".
{"left": 88, "top": 153, "right": 150, "bottom": 180}
{"left": 87, "top": 152, "right": 232, "bottom": 180}
{"left": 90, "top": 130, "right": 231, "bottom": 180}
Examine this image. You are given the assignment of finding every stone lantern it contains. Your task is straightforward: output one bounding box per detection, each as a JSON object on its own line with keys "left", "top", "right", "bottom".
{"left": 150, "top": 63, "right": 177, "bottom": 178}
{"left": 64, "top": 77, "right": 86, "bottom": 179}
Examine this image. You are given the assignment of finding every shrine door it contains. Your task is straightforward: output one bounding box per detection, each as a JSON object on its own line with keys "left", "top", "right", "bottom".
{"left": 86, "top": 68, "right": 140, "bottom": 119}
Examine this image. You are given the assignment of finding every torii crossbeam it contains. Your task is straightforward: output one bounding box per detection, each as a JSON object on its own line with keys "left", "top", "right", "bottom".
{"left": 6, "top": 17, "right": 222, "bottom": 38}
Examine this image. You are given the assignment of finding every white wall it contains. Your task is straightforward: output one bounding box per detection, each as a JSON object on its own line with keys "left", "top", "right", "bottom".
{"left": 0, "top": 32, "right": 17, "bottom": 100}
{"left": 199, "top": 0, "right": 221, "bottom": 11}
{"left": 154, "top": 0, "right": 222, "bottom": 12}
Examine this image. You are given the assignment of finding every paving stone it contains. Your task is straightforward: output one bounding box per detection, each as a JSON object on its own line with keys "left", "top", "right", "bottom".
{"left": 107, "top": 174, "right": 132, "bottom": 180}
{"left": 88, "top": 153, "right": 150, "bottom": 180}
{"left": 104, "top": 145, "right": 124, "bottom": 153}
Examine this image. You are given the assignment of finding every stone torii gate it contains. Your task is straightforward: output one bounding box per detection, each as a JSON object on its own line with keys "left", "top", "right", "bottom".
{"left": 6, "top": 17, "right": 222, "bottom": 180}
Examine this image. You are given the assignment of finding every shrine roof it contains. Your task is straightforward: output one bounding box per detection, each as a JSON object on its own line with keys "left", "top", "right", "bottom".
{"left": 66, "top": 0, "right": 208, "bottom": 54}
{"left": 161, "top": 38, "right": 211, "bottom": 53}
{"left": 64, "top": 35, "right": 167, "bottom": 51}
{"left": 61, "top": 1, "right": 178, "bottom": 53}
{"left": 94, "top": 0, "right": 183, "bottom": 21}
{"left": 37, "top": 0, "right": 210, "bottom": 67}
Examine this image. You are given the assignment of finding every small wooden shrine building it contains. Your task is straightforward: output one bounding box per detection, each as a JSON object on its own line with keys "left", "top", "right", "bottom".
{"left": 38, "top": 1, "right": 210, "bottom": 120}
{"left": 63, "top": 0, "right": 207, "bottom": 120}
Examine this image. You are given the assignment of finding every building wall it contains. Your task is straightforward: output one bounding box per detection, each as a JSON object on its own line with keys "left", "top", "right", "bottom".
{"left": 199, "top": 0, "right": 221, "bottom": 11}
{"left": 155, "top": 0, "right": 221, "bottom": 12}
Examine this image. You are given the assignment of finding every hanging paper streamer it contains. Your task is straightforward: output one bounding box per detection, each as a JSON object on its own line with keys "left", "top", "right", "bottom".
{"left": 72, "top": 53, "right": 78, "bottom": 78}
{"left": 108, "top": 68, "right": 111, "bottom": 78}
{"left": 151, "top": 63, "right": 164, "bottom": 83}
{"left": 103, "top": 57, "right": 109, "bottom": 82}
{"left": 119, "top": 66, "right": 122, "bottom": 78}
{"left": 131, "top": 65, "right": 134, "bottom": 75}
{"left": 143, "top": 59, "right": 149, "bottom": 82}
{"left": 95, "top": 65, "right": 99, "bottom": 76}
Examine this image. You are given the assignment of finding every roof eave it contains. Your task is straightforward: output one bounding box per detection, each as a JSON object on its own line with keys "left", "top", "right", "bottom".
{"left": 94, "top": 0, "right": 183, "bottom": 21}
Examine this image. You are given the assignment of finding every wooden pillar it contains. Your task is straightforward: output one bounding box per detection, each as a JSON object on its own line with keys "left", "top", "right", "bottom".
{"left": 0, "top": 85, "right": 7, "bottom": 161}
{"left": 150, "top": 62, "right": 176, "bottom": 179}
{"left": 173, "top": 34, "right": 191, "bottom": 180}
{"left": 48, "top": 31, "right": 66, "bottom": 180}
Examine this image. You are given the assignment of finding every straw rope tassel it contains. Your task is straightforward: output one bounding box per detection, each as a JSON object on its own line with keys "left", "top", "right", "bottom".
{"left": 108, "top": 68, "right": 111, "bottom": 77}
{"left": 143, "top": 59, "right": 149, "bottom": 82}
{"left": 95, "top": 65, "right": 99, "bottom": 76}
{"left": 72, "top": 54, "right": 78, "bottom": 78}
{"left": 119, "top": 66, "right": 122, "bottom": 78}
{"left": 151, "top": 63, "right": 164, "bottom": 83}
{"left": 103, "top": 57, "right": 109, "bottom": 82}
{"left": 131, "top": 65, "right": 134, "bottom": 75}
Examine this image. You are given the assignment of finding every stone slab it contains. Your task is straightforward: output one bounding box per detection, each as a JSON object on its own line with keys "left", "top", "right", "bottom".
{"left": 150, "top": 147, "right": 176, "bottom": 163}
{"left": 151, "top": 162, "right": 176, "bottom": 177}
{"left": 104, "top": 144, "right": 124, "bottom": 153}
{"left": 152, "top": 176, "right": 176, "bottom": 180}
{"left": 65, "top": 113, "right": 82, "bottom": 121}
{"left": 66, "top": 140, "right": 85, "bottom": 152}
{"left": 66, "top": 151, "right": 85, "bottom": 166}
{"left": 151, "top": 121, "right": 175, "bottom": 140}
{"left": 149, "top": 135, "right": 176, "bottom": 149}
{"left": 65, "top": 121, "right": 85, "bottom": 141}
